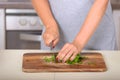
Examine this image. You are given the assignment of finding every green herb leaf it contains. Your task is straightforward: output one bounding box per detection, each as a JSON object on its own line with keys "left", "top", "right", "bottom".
{"left": 44, "top": 54, "right": 86, "bottom": 64}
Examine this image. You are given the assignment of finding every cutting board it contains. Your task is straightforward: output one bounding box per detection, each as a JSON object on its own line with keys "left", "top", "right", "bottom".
{"left": 22, "top": 52, "right": 107, "bottom": 72}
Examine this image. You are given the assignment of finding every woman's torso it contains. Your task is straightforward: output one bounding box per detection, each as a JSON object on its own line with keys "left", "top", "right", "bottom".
{"left": 41, "top": 0, "right": 116, "bottom": 50}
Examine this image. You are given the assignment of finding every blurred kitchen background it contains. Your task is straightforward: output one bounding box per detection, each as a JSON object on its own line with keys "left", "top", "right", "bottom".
{"left": 0, "top": 0, "right": 120, "bottom": 50}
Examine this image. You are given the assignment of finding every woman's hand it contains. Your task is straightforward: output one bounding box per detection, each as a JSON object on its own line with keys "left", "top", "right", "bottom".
{"left": 32, "top": 0, "right": 60, "bottom": 47}
{"left": 56, "top": 40, "right": 82, "bottom": 62}
{"left": 43, "top": 25, "right": 60, "bottom": 47}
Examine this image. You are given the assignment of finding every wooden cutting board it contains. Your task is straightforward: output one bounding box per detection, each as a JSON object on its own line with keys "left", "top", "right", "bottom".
{"left": 22, "top": 52, "right": 107, "bottom": 72}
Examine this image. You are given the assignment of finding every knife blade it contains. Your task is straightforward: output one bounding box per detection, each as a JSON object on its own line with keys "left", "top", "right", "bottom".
{"left": 50, "top": 41, "right": 53, "bottom": 51}
{"left": 50, "top": 41, "right": 56, "bottom": 63}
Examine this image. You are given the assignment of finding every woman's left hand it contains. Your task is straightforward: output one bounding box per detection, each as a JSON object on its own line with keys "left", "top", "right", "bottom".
{"left": 56, "top": 41, "right": 82, "bottom": 62}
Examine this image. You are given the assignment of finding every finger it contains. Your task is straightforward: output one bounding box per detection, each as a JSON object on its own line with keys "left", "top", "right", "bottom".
{"left": 53, "top": 38, "right": 59, "bottom": 48}
{"left": 60, "top": 43, "right": 70, "bottom": 52}
{"left": 63, "top": 49, "right": 74, "bottom": 62}
{"left": 58, "top": 45, "right": 72, "bottom": 62}
{"left": 57, "top": 47, "right": 71, "bottom": 61}
{"left": 43, "top": 33, "right": 49, "bottom": 46}
{"left": 57, "top": 43, "right": 70, "bottom": 58}
{"left": 70, "top": 53, "right": 77, "bottom": 61}
{"left": 56, "top": 43, "right": 70, "bottom": 59}
{"left": 45, "top": 39, "right": 53, "bottom": 46}
{"left": 57, "top": 45, "right": 72, "bottom": 61}
{"left": 44, "top": 36, "right": 54, "bottom": 47}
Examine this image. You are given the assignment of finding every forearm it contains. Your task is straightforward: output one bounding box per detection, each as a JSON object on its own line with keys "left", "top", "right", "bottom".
{"left": 32, "top": 0, "right": 57, "bottom": 28}
{"left": 74, "top": 0, "right": 109, "bottom": 49}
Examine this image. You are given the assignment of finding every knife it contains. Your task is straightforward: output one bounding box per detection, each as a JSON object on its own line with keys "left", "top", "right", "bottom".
{"left": 50, "top": 41, "right": 53, "bottom": 51}
{"left": 50, "top": 41, "right": 56, "bottom": 63}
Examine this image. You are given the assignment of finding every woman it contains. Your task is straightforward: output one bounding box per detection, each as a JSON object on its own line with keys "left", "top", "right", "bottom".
{"left": 32, "top": 0, "right": 116, "bottom": 62}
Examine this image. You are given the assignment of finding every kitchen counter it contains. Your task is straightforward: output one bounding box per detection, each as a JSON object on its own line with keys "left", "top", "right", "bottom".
{"left": 0, "top": 50, "right": 120, "bottom": 80}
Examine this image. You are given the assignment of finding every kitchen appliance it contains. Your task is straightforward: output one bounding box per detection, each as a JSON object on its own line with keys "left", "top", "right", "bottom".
{"left": 0, "top": 9, "right": 5, "bottom": 49}
{"left": 23, "top": 52, "right": 107, "bottom": 72}
{"left": 6, "top": 9, "right": 43, "bottom": 49}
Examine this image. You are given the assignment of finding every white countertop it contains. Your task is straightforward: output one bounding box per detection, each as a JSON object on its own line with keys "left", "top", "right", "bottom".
{"left": 0, "top": 50, "right": 120, "bottom": 80}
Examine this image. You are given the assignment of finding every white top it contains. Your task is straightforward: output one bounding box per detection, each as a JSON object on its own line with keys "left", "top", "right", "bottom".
{"left": 0, "top": 50, "right": 120, "bottom": 80}
{"left": 41, "top": 0, "right": 116, "bottom": 50}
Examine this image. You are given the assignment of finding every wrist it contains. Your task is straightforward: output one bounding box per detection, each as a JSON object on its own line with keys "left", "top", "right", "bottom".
{"left": 45, "top": 21, "right": 60, "bottom": 36}
{"left": 72, "top": 38, "right": 84, "bottom": 51}
{"left": 45, "top": 19, "right": 58, "bottom": 29}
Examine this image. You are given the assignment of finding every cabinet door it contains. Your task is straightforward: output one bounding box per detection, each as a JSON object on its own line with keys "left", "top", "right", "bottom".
{"left": 110, "top": 0, "right": 120, "bottom": 4}
{"left": 113, "top": 10, "right": 120, "bottom": 50}
{"left": 0, "top": 9, "right": 5, "bottom": 49}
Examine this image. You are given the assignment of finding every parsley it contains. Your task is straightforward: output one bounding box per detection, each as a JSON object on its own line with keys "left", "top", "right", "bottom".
{"left": 44, "top": 55, "right": 55, "bottom": 63}
{"left": 44, "top": 54, "right": 86, "bottom": 64}
{"left": 66, "top": 54, "right": 85, "bottom": 64}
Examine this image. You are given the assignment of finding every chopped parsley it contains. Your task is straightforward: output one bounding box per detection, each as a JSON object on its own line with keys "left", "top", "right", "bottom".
{"left": 44, "top": 54, "right": 86, "bottom": 64}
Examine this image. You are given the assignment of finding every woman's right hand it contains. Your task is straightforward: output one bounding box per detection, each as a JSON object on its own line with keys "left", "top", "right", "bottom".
{"left": 43, "top": 25, "right": 60, "bottom": 47}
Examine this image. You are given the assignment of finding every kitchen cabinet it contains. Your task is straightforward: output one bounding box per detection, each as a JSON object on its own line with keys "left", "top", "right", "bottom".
{"left": 110, "top": 0, "right": 120, "bottom": 4}
{"left": 0, "top": 9, "right": 5, "bottom": 49}
{"left": 111, "top": 0, "right": 120, "bottom": 10}
{"left": 113, "top": 10, "right": 120, "bottom": 50}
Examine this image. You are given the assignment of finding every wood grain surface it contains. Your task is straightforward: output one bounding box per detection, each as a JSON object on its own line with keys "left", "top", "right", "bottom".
{"left": 22, "top": 52, "right": 107, "bottom": 72}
